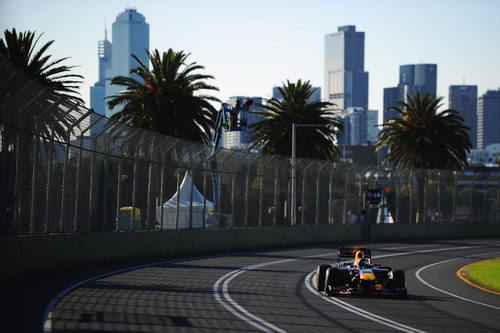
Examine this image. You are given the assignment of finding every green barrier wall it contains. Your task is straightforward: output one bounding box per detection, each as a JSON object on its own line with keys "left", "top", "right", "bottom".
{"left": 2, "top": 223, "right": 500, "bottom": 282}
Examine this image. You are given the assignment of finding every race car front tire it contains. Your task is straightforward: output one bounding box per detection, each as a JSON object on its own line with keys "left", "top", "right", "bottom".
{"left": 393, "top": 270, "right": 406, "bottom": 288}
{"left": 316, "top": 264, "right": 330, "bottom": 292}
{"left": 325, "top": 267, "right": 344, "bottom": 293}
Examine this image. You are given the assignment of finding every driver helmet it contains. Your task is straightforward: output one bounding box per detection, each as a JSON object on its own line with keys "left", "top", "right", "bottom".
{"left": 354, "top": 250, "right": 365, "bottom": 267}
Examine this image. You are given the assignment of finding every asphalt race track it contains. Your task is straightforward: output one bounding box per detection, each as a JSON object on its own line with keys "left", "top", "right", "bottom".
{"left": 2, "top": 239, "right": 500, "bottom": 332}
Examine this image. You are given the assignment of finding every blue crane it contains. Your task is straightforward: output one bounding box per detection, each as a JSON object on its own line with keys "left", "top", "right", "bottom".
{"left": 210, "top": 99, "right": 253, "bottom": 224}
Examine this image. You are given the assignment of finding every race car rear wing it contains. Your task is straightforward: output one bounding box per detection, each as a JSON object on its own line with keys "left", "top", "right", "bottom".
{"left": 337, "top": 247, "right": 372, "bottom": 259}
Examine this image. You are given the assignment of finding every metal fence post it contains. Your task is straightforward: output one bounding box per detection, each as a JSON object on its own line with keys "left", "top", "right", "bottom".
{"left": 315, "top": 161, "right": 329, "bottom": 225}
{"left": 301, "top": 160, "right": 315, "bottom": 225}
{"left": 42, "top": 106, "right": 90, "bottom": 233}
{"left": 59, "top": 107, "right": 92, "bottom": 232}
{"left": 328, "top": 165, "right": 334, "bottom": 224}
{"left": 259, "top": 155, "right": 275, "bottom": 227}
{"left": 231, "top": 152, "right": 249, "bottom": 227}
{"left": 72, "top": 111, "right": 95, "bottom": 232}
{"left": 14, "top": 87, "right": 47, "bottom": 232}
{"left": 132, "top": 133, "right": 155, "bottom": 231}
{"left": 409, "top": 171, "right": 414, "bottom": 223}
{"left": 469, "top": 177, "right": 474, "bottom": 222}
{"left": 272, "top": 159, "right": 283, "bottom": 227}
{"left": 244, "top": 155, "right": 258, "bottom": 228}
{"left": 29, "top": 99, "right": 63, "bottom": 233}
{"left": 115, "top": 128, "right": 142, "bottom": 231}
{"left": 437, "top": 170, "right": 441, "bottom": 222}
{"left": 157, "top": 138, "right": 180, "bottom": 230}
{"left": 87, "top": 118, "right": 112, "bottom": 231}
{"left": 175, "top": 143, "right": 197, "bottom": 230}
{"left": 452, "top": 171, "right": 457, "bottom": 223}
{"left": 145, "top": 137, "right": 155, "bottom": 230}
{"left": 189, "top": 146, "right": 209, "bottom": 229}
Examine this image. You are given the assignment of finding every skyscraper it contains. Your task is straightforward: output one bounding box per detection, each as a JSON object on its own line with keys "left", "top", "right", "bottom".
{"left": 90, "top": 29, "right": 112, "bottom": 116}
{"left": 104, "top": 8, "right": 149, "bottom": 117}
{"left": 383, "top": 64, "right": 437, "bottom": 122}
{"left": 366, "top": 109, "right": 379, "bottom": 143}
{"left": 477, "top": 89, "right": 500, "bottom": 149}
{"left": 324, "top": 25, "right": 368, "bottom": 110}
{"left": 449, "top": 85, "right": 477, "bottom": 148}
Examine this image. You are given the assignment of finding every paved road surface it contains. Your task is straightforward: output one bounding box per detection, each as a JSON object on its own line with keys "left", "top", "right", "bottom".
{"left": 2, "top": 238, "right": 499, "bottom": 332}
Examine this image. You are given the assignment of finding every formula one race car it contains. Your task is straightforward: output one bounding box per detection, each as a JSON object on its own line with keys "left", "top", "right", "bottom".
{"left": 316, "top": 247, "right": 407, "bottom": 297}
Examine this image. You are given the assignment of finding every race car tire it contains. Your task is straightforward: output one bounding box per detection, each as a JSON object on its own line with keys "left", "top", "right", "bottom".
{"left": 325, "top": 267, "right": 346, "bottom": 293}
{"left": 325, "top": 267, "right": 334, "bottom": 293}
{"left": 316, "top": 265, "right": 330, "bottom": 292}
{"left": 393, "top": 270, "right": 406, "bottom": 288}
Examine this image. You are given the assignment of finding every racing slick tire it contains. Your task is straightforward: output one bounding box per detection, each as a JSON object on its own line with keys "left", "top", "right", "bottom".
{"left": 393, "top": 270, "right": 407, "bottom": 297}
{"left": 316, "top": 264, "right": 330, "bottom": 292}
{"left": 325, "top": 267, "right": 344, "bottom": 294}
{"left": 393, "top": 270, "right": 406, "bottom": 288}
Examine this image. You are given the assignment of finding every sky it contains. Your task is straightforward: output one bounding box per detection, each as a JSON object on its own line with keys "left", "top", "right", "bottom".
{"left": 1, "top": 0, "right": 500, "bottom": 123}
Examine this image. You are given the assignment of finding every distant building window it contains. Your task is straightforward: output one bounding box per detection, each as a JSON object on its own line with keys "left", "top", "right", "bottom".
{"left": 330, "top": 93, "right": 344, "bottom": 99}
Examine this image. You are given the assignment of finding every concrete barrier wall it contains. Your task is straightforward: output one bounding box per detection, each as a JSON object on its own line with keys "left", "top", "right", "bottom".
{"left": 2, "top": 223, "right": 500, "bottom": 282}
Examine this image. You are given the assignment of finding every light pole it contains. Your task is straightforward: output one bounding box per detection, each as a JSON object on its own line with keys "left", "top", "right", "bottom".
{"left": 291, "top": 123, "right": 333, "bottom": 226}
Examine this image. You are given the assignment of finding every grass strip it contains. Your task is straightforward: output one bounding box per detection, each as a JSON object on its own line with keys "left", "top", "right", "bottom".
{"left": 466, "top": 258, "right": 500, "bottom": 292}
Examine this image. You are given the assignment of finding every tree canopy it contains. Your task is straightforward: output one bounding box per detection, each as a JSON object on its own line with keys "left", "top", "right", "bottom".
{"left": 107, "top": 48, "right": 219, "bottom": 144}
{"left": 249, "top": 79, "right": 343, "bottom": 160}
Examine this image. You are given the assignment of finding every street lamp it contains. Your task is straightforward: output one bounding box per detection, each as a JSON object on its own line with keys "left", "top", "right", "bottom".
{"left": 291, "top": 123, "right": 333, "bottom": 226}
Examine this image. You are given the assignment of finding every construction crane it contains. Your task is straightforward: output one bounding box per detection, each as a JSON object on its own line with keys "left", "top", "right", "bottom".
{"left": 210, "top": 99, "right": 253, "bottom": 224}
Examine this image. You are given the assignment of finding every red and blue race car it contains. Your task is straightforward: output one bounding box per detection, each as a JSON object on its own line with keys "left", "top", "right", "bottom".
{"left": 316, "top": 247, "right": 407, "bottom": 297}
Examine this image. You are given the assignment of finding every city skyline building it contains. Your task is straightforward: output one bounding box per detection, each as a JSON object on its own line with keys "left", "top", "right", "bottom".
{"left": 338, "top": 107, "right": 366, "bottom": 146}
{"left": 449, "top": 85, "right": 478, "bottom": 148}
{"left": 324, "top": 25, "right": 368, "bottom": 111}
{"left": 477, "top": 89, "right": 500, "bottom": 149}
{"left": 383, "top": 63, "right": 437, "bottom": 122}
{"left": 366, "top": 109, "right": 379, "bottom": 143}
{"left": 104, "top": 8, "right": 149, "bottom": 117}
{"left": 90, "top": 29, "right": 112, "bottom": 116}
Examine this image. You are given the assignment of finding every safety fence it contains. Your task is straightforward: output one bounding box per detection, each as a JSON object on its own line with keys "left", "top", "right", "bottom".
{"left": 1, "top": 55, "right": 500, "bottom": 235}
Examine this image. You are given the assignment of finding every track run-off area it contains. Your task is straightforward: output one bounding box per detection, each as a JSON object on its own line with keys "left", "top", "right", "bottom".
{"left": 5, "top": 239, "right": 500, "bottom": 332}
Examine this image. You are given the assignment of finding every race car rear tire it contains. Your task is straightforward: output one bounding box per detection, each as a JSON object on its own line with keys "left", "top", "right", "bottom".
{"left": 316, "top": 264, "right": 330, "bottom": 292}
{"left": 393, "top": 270, "right": 406, "bottom": 288}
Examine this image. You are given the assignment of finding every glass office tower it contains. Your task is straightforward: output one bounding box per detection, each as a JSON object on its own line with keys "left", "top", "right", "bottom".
{"left": 383, "top": 64, "right": 437, "bottom": 122}
{"left": 449, "top": 85, "right": 477, "bottom": 148}
{"left": 477, "top": 89, "right": 500, "bottom": 149}
{"left": 90, "top": 29, "right": 112, "bottom": 116}
{"left": 104, "top": 8, "right": 149, "bottom": 117}
{"left": 324, "top": 25, "right": 368, "bottom": 111}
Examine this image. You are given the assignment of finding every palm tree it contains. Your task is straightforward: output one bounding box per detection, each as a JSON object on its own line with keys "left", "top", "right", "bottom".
{"left": 1, "top": 29, "right": 83, "bottom": 232}
{"left": 248, "top": 79, "right": 343, "bottom": 160}
{"left": 107, "top": 48, "right": 219, "bottom": 144}
{"left": 0, "top": 28, "right": 83, "bottom": 105}
{"left": 376, "top": 92, "right": 472, "bottom": 222}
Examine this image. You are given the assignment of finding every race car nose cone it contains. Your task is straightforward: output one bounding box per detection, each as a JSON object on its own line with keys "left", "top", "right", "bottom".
{"left": 360, "top": 272, "right": 375, "bottom": 281}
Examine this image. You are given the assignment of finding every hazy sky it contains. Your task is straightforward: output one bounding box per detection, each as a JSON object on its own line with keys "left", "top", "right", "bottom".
{"left": 1, "top": 0, "right": 500, "bottom": 122}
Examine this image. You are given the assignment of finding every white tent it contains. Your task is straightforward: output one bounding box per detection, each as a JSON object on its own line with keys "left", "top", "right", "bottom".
{"left": 156, "top": 172, "right": 214, "bottom": 229}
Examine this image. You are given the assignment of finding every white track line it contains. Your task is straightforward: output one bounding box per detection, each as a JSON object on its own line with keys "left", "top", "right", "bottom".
{"left": 415, "top": 251, "right": 500, "bottom": 310}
